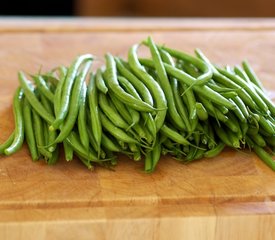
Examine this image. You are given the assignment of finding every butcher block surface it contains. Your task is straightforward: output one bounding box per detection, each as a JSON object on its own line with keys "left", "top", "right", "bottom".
{"left": 0, "top": 18, "right": 275, "bottom": 240}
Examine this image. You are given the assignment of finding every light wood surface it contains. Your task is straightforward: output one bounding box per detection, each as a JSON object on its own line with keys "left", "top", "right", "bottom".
{"left": 0, "top": 18, "right": 275, "bottom": 240}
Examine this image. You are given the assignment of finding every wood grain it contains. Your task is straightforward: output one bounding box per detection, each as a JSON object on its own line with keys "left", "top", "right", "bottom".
{"left": 0, "top": 18, "right": 275, "bottom": 240}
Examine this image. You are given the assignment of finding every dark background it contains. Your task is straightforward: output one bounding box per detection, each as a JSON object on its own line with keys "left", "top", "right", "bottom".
{"left": 0, "top": 0, "right": 275, "bottom": 17}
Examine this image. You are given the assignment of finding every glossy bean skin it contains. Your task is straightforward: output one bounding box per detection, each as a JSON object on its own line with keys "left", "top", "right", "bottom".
{"left": 156, "top": 45, "right": 213, "bottom": 85}
{"left": 146, "top": 37, "right": 185, "bottom": 130}
{"left": 95, "top": 68, "right": 108, "bottom": 94}
{"left": 63, "top": 140, "right": 74, "bottom": 161}
{"left": 54, "top": 60, "right": 92, "bottom": 143}
{"left": 4, "top": 88, "right": 25, "bottom": 156}
{"left": 32, "top": 109, "right": 52, "bottom": 159}
{"left": 128, "top": 45, "right": 167, "bottom": 132}
{"left": 87, "top": 74, "right": 102, "bottom": 153}
{"left": 99, "top": 109, "right": 139, "bottom": 144}
{"left": 23, "top": 98, "right": 39, "bottom": 160}
{"left": 104, "top": 53, "right": 156, "bottom": 112}
{"left": 18, "top": 71, "right": 55, "bottom": 124}
{"left": 77, "top": 82, "right": 90, "bottom": 151}
{"left": 0, "top": 132, "right": 15, "bottom": 154}
{"left": 50, "top": 54, "right": 93, "bottom": 130}
{"left": 139, "top": 58, "right": 236, "bottom": 110}
{"left": 204, "top": 143, "right": 225, "bottom": 158}
{"left": 242, "top": 60, "right": 265, "bottom": 91}
{"left": 32, "top": 75, "right": 54, "bottom": 102}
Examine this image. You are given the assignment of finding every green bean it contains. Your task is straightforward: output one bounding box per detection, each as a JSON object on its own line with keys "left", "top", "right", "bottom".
{"left": 224, "top": 112, "right": 242, "bottom": 134}
{"left": 160, "top": 124, "right": 190, "bottom": 146}
{"left": 53, "top": 66, "right": 67, "bottom": 116}
{"left": 18, "top": 71, "right": 55, "bottom": 124}
{"left": 180, "top": 83, "right": 198, "bottom": 131}
{"left": 53, "top": 60, "right": 92, "bottom": 143}
{"left": 204, "top": 143, "right": 225, "bottom": 158}
{"left": 23, "top": 98, "right": 39, "bottom": 161}
{"left": 193, "top": 147, "right": 206, "bottom": 160}
{"left": 259, "top": 116, "right": 274, "bottom": 136}
{"left": 40, "top": 95, "right": 57, "bottom": 152}
{"left": 50, "top": 54, "right": 93, "bottom": 130}
{"left": 128, "top": 45, "right": 167, "bottom": 132}
{"left": 213, "top": 123, "right": 233, "bottom": 147}
{"left": 195, "top": 102, "right": 208, "bottom": 121}
{"left": 104, "top": 53, "right": 156, "bottom": 112}
{"left": 99, "top": 109, "right": 139, "bottom": 144}
{"left": 32, "top": 109, "right": 52, "bottom": 159}
{"left": 160, "top": 49, "right": 191, "bottom": 132}
{"left": 197, "top": 96, "right": 228, "bottom": 123}
{"left": 87, "top": 73, "right": 102, "bottom": 153}
{"left": 95, "top": 68, "right": 108, "bottom": 94}
{"left": 266, "top": 136, "right": 275, "bottom": 147}
{"left": 109, "top": 93, "right": 133, "bottom": 124}
{"left": 66, "top": 131, "right": 98, "bottom": 161}
{"left": 77, "top": 82, "right": 90, "bottom": 151}
{"left": 217, "top": 67, "right": 268, "bottom": 112}
{"left": 47, "top": 146, "right": 60, "bottom": 165}
{"left": 228, "top": 99, "right": 246, "bottom": 123}
{"left": 99, "top": 92, "right": 129, "bottom": 129}
{"left": 63, "top": 140, "right": 74, "bottom": 161}
{"left": 251, "top": 83, "right": 275, "bottom": 116}
{"left": 116, "top": 75, "right": 155, "bottom": 140}
{"left": 4, "top": 88, "right": 25, "bottom": 155}
{"left": 181, "top": 62, "right": 201, "bottom": 78}
{"left": 247, "top": 126, "right": 259, "bottom": 136}
{"left": 233, "top": 65, "right": 250, "bottom": 83}
{"left": 101, "top": 132, "right": 122, "bottom": 152}
{"left": 32, "top": 75, "right": 54, "bottom": 102}
{"left": 115, "top": 57, "right": 154, "bottom": 106}
{"left": 248, "top": 133, "right": 266, "bottom": 148}
{"left": 242, "top": 60, "right": 265, "bottom": 91}
{"left": 195, "top": 49, "right": 258, "bottom": 111}
{"left": 246, "top": 137, "right": 275, "bottom": 171}
{"left": 157, "top": 45, "right": 213, "bottom": 85}
{"left": 232, "top": 96, "right": 249, "bottom": 119}
{"left": 226, "top": 130, "right": 240, "bottom": 148}
{"left": 240, "top": 122, "right": 249, "bottom": 138}
{"left": 0, "top": 132, "right": 15, "bottom": 154}
{"left": 220, "top": 91, "right": 238, "bottom": 98}
{"left": 147, "top": 37, "right": 185, "bottom": 130}
{"left": 139, "top": 58, "right": 236, "bottom": 110}
{"left": 151, "top": 139, "right": 162, "bottom": 171}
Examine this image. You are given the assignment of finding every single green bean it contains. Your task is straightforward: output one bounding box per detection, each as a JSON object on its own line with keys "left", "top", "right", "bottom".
{"left": 242, "top": 60, "right": 265, "bottom": 91}
{"left": 204, "top": 143, "right": 225, "bottom": 158}
{"left": 4, "top": 88, "right": 25, "bottom": 156}
{"left": 95, "top": 68, "right": 108, "bottom": 94}
{"left": 0, "top": 132, "right": 15, "bottom": 154}
{"left": 63, "top": 140, "right": 74, "bottom": 161}
{"left": 87, "top": 73, "right": 102, "bottom": 153}
{"left": 195, "top": 102, "right": 208, "bottom": 121}
{"left": 22, "top": 98, "right": 39, "bottom": 160}
{"left": 160, "top": 124, "right": 190, "bottom": 146}
{"left": 78, "top": 82, "right": 90, "bottom": 151}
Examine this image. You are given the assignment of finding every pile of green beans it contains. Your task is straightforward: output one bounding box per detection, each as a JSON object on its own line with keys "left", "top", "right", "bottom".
{"left": 1, "top": 37, "right": 274, "bottom": 172}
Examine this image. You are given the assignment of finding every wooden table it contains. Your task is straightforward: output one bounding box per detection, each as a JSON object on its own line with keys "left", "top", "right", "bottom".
{"left": 0, "top": 18, "right": 275, "bottom": 240}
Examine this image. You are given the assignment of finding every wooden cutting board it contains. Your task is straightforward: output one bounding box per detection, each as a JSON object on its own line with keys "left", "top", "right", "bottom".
{"left": 0, "top": 18, "right": 275, "bottom": 240}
